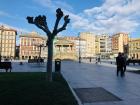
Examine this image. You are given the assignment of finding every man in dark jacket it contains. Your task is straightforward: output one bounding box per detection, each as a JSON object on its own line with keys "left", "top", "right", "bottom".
{"left": 116, "top": 52, "right": 125, "bottom": 77}
{"left": 122, "top": 53, "right": 127, "bottom": 73}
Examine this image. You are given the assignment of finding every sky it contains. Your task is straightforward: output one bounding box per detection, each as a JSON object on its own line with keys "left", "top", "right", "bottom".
{"left": 0, "top": 0, "right": 140, "bottom": 41}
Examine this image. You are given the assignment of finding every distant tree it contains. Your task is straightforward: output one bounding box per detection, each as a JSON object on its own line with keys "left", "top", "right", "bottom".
{"left": 26, "top": 8, "right": 70, "bottom": 81}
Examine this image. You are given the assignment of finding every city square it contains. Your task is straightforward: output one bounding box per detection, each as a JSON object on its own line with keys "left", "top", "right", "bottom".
{"left": 0, "top": 60, "right": 139, "bottom": 105}
{"left": 0, "top": 0, "right": 140, "bottom": 105}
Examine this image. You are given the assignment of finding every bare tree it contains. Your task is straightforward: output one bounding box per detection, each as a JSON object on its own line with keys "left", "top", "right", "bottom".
{"left": 26, "top": 8, "right": 70, "bottom": 81}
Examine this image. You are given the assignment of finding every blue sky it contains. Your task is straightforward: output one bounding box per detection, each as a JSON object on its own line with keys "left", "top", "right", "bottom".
{"left": 0, "top": 0, "right": 140, "bottom": 40}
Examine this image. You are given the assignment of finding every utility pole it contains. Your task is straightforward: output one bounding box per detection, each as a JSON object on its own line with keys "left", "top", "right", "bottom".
{"left": 38, "top": 44, "right": 44, "bottom": 62}
{"left": 78, "top": 32, "right": 81, "bottom": 63}
{"left": 129, "top": 34, "right": 131, "bottom": 59}
{"left": 33, "top": 42, "right": 44, "bottom": 63}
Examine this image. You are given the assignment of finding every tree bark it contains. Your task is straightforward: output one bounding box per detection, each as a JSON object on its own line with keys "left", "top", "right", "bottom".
{"left": 46, "top": 37, "right": 53, "bottom": 81}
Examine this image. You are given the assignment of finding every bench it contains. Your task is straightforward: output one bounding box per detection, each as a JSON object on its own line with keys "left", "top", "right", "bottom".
{"left": 0, "top": 62, "right": 12, "bottom": 72}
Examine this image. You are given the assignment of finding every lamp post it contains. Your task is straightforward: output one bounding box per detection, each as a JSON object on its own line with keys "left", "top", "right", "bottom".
{"left": 38, "top": 44, "right": 44, "bottom": 59}
{"left": 129, "top": 34, "right": 131, "bottom": 59}
{"left": 35, "top": 43, "right": 45, "bottom": 62}
{"left": 0, "top": 25, "right": 4, "bottom": 62}
{"left": 78, "top": 33, "right": 81, "bottom": 63}
{"left": 32, "top": 38, "right": 46, "bottom": 62}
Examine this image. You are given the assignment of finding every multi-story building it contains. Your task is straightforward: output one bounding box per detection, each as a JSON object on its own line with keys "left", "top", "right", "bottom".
{"left": 74, "top": 37, "right": 86, "bottom": 59}
{"left": 96, "top": 35, "right": 112, "bottom": 58}
{"left": 129, "top": 38, "right": 140, "bottom": 59}
{"left": 112, "top": 33, "right": 128, "bottom": 57}
{"left": 95, "top": 36, "right": 100, "bottom": 55}
{"left": 19, "top": 31, "right": 47, "bottom": 59}
{"left": 0, "top": 25, "right": 17, "bottom": 59}
{"left": 107, "top": 36, "right": 112, "bottom": 53}
{"left": 80, "top": 32, "right": 96, "bottom": 58}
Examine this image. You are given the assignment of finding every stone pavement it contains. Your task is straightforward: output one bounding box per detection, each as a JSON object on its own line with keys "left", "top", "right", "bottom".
{"left": 82, "top": 59, "right": 140, "bottom": 71}
{"left": 61, "top": 61, "right": 140, "bottom": 105}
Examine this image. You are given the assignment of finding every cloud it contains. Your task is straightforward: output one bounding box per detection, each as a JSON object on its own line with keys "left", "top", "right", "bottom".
{"left": 0, "top": 22, "right": 29, "bottom": 33}
{"left": 74, "top": 0, "right": 140, "bottom": 34}
{"left": 33, "top": 0, "right": 73, "bottom": 11}
{"left": 0, "top": 10, "right": 25, "bottom": 21}
{"left": 33, "top": 0, "right": 140, "bottom": 35}
{"left": 0, "top": 11, "right": 11, "bottom": 17}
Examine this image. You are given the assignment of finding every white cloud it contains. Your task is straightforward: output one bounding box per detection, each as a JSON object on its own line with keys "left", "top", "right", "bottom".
{"left": 33, "top": 0, "right": 140, "bottom": 35}
{"left": 75, "top": 0, "right": 140, "bottom": 34}
{"left": 34, "top": 0, "right": 52, "bottom": 8}
{"left": 0, "top": 11, "right": 11, "bottom": 17}
{"left": 33, "top": 0, "right": 73, "bottom": 11}
{"left": 0, "top": 10, "right": 24, "bottom": 21}
{"left": 0, "top": 22, "right": 29, "bottom": 33}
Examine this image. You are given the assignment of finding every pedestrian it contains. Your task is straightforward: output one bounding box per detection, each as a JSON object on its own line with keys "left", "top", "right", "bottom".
{"left": 116, "top": 52, "right": 125, "bottom": 77}
{"left": 98, "top": 57, "right": 101, "bottom": 64}
{"left": 89, "top": 57, "right": 92, "bottom": 62}
{"left": 122, "top": 53, "right": 127, "bottom": 74}
{"left": 95, "top": 57, "right": 98, "bottom": 64}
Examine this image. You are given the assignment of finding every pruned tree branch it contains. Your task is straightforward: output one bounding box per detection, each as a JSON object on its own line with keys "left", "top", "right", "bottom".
{"left": 56, "top": 15, "right": 70, "bottom": 34}
{"left": 27, "top": 16, "right": 51, "bottom": 35}
{"left": 53, "top": 8, "right": 63, "bottom": 34}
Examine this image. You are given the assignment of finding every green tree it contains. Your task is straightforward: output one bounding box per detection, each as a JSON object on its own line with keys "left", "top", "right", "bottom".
{"left": 26, "top": 8, "right": 70, "bottom": 81}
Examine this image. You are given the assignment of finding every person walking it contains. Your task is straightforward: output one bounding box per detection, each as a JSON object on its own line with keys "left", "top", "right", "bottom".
{"left": 95, "top": 57, "right": 98, "bottom": 64}
{"left": 116, "top": 52, "right": 125, "bottom": 77}
{"left": 89, "top": 57, "right": 92, "bottom": 62}
{"left": 122, "top": 53, "right": 127, "bottom": 74}
{"left": 98, "top": 57, "right": 101, "bottom": 64}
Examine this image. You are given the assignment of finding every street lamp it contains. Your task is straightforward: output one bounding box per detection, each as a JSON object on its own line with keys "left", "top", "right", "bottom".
{"left": 32, "top": 38, "right": 47, "bottom": 62}
{"left": 38, "top": 44, "right": 44, "bottom": 59}
{"left": 128, "top": 34, "right": 132, "bottom": 59}
{"left": 0, "top": 25, "right": 4, "bottom": 62}
{"left": 35, "top": 43, "right": 45, "bottom": 62}
{"left": 78, "top": 33, "right": 81, "bottom": 63}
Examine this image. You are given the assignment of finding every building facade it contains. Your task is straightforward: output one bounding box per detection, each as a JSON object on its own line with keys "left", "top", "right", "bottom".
{"left": 80, "top": 32, "right": 96, "bottom": 58}
{"left": 74, "top": 37, "right": 86, "bottom": 59}
{"left": 129, "top": 38, "right": 140, "bottom": 59}
{"left": 55, "top": 36, "right": 86, "bottom": 60}
{"left": 0, "top": 25, "right": 17, "bottom": 59}
{"left": 112, "top": 33, "right": 128, "bottom": 57}
{"left": 95, "top": 36, "right": 100, "bottom": 56}
{"left": 96, "top": 34, "right": 112, "bottom": 58}
{"left": 54, "top": 38, "right": 77, "bottom": 60}
{"left": 19, "top": 31, "right": 47, "bottom": 59}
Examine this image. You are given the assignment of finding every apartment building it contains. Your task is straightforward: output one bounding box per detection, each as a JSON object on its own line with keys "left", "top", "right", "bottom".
{"left": 74, "top": 37, "right": 86, "bottom": 58}
{"left": 80, "top": 32, "right": 96, "bottom": 58}
{"left": 129, "top": 38, "right": 140, "bottom": 59}
{"left": 19, "top": 31, "right": 47, "bottom": 59}
{"left": 0, "top": 25, "right": 17, "bottom": 59}
{"left": 96, "top": 35, "right": 112, "bottom": 58}
{"left": 95, "top": 36, "right": 100, "bottom": 55}
{"left": 112, "top": 33, "right": 128, "bottom": 57}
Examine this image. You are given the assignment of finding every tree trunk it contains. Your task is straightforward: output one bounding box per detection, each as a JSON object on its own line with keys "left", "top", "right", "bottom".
{"left": 46, "top": 38, "right": 53, "bottom": 81}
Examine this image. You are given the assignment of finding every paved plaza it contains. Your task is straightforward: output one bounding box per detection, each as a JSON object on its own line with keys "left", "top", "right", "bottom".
{"left": 0, "top": 60, "right": 140, "bottom": 105}
{"left": 61, "top": 61, "right": 140, "bottom": 105}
